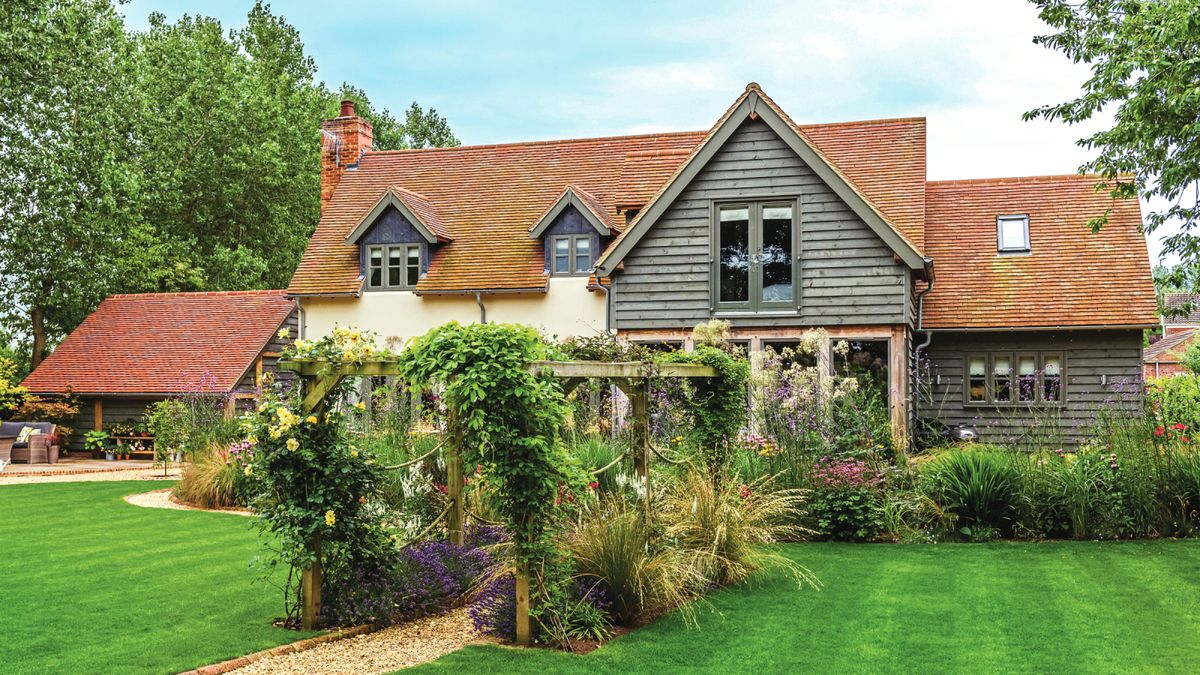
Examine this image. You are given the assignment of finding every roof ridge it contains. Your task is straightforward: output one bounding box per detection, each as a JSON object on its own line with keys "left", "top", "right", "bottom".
{"left": 799, "top": 115, "right": 927, "bottom": 129}
{"left": 364, "top": 130, "right": 708, "bottom": 155}
{"left": 928, "top": 173, "right": 1119, "bottom": 186}
{"left": 106, "top": 289, "right": 287, "bottom": 299}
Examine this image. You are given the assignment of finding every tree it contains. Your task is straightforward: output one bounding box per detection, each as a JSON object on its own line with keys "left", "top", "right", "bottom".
{"left": 1026, "top": 1, "right": 1200, "bottom": 273}
{"left": 0, "top": 0, "right": 142, "bottom": 368}
{"left": 1180, "top": 337, "right": 1200, "bottom": 374}
{"left": 337, "top": 85, "right": 460, "bottom": 150}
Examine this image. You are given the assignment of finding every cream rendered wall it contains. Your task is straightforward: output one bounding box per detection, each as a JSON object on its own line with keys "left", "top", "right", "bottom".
{"left": 299, "top": 276, "right": 607, "bottom": 346}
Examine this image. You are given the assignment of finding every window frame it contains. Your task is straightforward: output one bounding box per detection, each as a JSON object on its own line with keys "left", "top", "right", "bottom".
{"left": 963, "top": 351, "right": 1066, "bottom": 407}
{"left": 997, "top": 214, "right": 1031, "bottom": 254}
{"left": 549, "top": 234, "right": 594, "bottom": 277}
{"left": 365, "top": 243, "right": 422, "bottom": 290}
{"left": 711, "top": 198, "right": 800, "bottom": 313}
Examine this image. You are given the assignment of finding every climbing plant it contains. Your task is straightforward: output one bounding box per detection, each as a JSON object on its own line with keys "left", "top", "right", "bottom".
{"left": 400, "top": 322, "right": 572, "bottom": 568}
{"left": 658, "top": 345, "right": 750, "bottom": 472}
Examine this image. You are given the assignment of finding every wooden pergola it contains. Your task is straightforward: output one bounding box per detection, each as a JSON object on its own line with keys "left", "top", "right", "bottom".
{"left": 278, "top": 357, "right": 715, "bottom": 640}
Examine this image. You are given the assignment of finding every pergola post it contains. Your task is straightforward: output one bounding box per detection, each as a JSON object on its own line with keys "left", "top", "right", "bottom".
{"left": 300, "top": 534, "right": 322, "bottom": 630}
{"left": 445, "top": 408, "right": 465, "bottom": 547}
{"left": 627, "top": 377, "right": 652, "bottom": 512}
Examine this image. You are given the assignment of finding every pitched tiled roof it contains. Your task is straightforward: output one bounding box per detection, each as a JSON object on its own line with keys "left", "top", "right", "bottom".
{"left": 1145, "top": 328, "right": 1196, "bottom": 363}
{"left": 21, "top": 291, "right": 296, "bottom": 395}
{"left": 1162, "top": 293, "right": 1200, "bottom": 325}
{"left": 289, "top": 95, "right": 928, "bottom": 295}
{"left": 289, "top": 132, "right": 706, "bottom": 295}
{"left": 923, "top": 175, "right": 1156, "bottom": 329}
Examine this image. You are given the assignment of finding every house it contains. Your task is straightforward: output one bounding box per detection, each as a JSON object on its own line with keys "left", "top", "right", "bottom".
{"left": 290, "top": 84, "right": 1156, "bottom": 447}
{"left": 20, "top": 290, "right": 297, "bottom": 451}
{"left": 1161, "top": 292, "right": 1200, "bottom": 337}
{"left": 1144, "top": 330, "right": 1196, "bottom": 380}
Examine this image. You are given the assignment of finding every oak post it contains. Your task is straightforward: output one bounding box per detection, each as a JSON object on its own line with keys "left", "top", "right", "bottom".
{"left": 515, "top": 564, "right": 531, "bottom": 646}
{"left": 628, "top": 377, "right": 651, "bottom": 511}
{"left": 301, "top": 534, "right": 322, "bottom": 630}
{"left": 446, "top": 445, "right": 465, "bottom": 547}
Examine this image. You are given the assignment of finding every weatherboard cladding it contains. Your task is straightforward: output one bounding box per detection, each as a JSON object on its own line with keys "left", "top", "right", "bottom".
{"left": 539, "top": 205, "right": 604, "bottom": 273}
{"left": 611, "top": 118, "right": 908, "bottom": 331}
{"left": 357, "top": 205, "right": 434, "bottom": 281}
{"left": 920, "top": 330, "right": 1143, "bottom": 446}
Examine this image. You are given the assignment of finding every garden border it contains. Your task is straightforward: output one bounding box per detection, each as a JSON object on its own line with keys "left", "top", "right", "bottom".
{"left": 177, "top": 623, "right": 375, "bottom": 675}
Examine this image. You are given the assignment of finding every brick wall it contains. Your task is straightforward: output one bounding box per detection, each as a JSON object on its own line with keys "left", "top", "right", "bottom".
{"left": 320, "top": 100, "right": 374, "bottom": 212}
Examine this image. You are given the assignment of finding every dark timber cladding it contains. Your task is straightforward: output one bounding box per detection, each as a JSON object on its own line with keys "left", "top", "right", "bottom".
{"left": 921, "top": 330, "right": 1144, "bottom": 446}
{"left": 611, "top": 118, "right": 909, "bottom": 330}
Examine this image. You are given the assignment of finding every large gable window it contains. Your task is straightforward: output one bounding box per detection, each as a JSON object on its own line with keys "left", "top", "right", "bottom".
{"left": 997, "top": 215, "right": 1030, "bottom": 254}
{"left": 551, "top": 234, "right": 593, "bottom": 276}
{"left": 715, "top": 201, "right": 795, "bottom": 311}
{"left": 367, "top": 244, "right": 421, "bottom": 289}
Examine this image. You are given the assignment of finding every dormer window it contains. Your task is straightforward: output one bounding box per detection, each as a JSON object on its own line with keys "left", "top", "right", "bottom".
{"left": 552, "top": 235, "right": 593, "bottom": 275}
{"left": 997, "top": 215, "right": 1030, "bottom": 254}
{"left": 367, "top": 244, "right": 420, "bottom": 289}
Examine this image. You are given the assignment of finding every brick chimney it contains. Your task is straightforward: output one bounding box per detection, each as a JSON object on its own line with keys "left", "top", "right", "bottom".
{"left": 320, "top": 100, "right": 374, "bottom": 211}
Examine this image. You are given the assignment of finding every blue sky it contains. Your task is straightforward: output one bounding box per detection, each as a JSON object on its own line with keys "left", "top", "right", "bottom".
{"left": 121, "top": 0, "right": 1172, "bottom": 263}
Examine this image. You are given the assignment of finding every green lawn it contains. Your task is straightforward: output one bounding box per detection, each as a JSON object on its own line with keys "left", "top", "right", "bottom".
{"left": 0, "top": 481, "right": 315, "bottom": 674}
{"left": 418, "top": 540, "right": 1200, "bottom": 674}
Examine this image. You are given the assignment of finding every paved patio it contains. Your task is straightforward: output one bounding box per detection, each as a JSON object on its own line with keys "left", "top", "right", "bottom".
{"left": 0, "top": 456, "right": 181, "bottom": 484}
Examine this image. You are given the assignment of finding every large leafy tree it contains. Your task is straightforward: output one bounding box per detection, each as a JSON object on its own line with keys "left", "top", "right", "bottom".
{"left": 1026, "top": 0, "right": 1200, "bottom": 281}
{"left": 0, "top": 1, "right": 459, "bottom": 371}
{"left": 0, "top": 0, "right": 143, "bottom": 368}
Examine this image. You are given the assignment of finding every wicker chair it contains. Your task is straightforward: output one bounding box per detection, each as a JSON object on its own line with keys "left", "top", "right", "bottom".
{"left": 0, "top": 421, "right": 54, "bottom": 464}
{"left": 0, "top": 436, "right": 12, "bottom": 466}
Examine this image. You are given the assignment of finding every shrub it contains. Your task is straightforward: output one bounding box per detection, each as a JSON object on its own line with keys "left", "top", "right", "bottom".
{"left": 173, "top": 442, "right": 252, "bottom": 509}
{"left": 0, "top": 356, "right": 30, "bottom": 416}
{"left": 807, "top": 457, "right": 885, "bottom": 541}
{"left": 662, "top": 470, "right": 815, "bottom": 589}
{"left": 921, "top": 450, "right": 1020, "bottom": 539}
{"left": 1147, "top": 374, "right": 1200, "bottom": 434}
{"left": 567, "top": 497, "right": 691, "bottom": 626}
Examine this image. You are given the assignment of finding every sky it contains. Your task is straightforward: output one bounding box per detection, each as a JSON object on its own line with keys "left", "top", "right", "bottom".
{"left": 121, "top": 0, "right": 1174, "bottom": 265}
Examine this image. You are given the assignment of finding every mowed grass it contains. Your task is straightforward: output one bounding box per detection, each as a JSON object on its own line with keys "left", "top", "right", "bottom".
{"left": 0, "top": 481, "right": 316, "bottom": 674}
{"left": 418, "top": 540, "right": 1200, "bottom": 674}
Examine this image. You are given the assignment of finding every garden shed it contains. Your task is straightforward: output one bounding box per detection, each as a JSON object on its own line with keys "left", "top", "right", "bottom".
{"left": 19, "top": 290, "right": 298, "bottom": 453}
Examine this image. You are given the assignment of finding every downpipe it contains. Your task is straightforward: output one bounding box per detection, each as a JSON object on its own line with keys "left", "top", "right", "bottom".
{"left": 910, "top": 258, "right": 935, "bottom": 447}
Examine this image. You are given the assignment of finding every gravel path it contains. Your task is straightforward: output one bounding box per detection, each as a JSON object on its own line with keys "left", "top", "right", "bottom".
{"left": 233, "top": 608, "right": 491, "bottom": 674}
{"left": 123, "top": 488, "right": 253, "bottom": 516}
{"left": 0, "top": 467, "right": 180, "bottom": 485}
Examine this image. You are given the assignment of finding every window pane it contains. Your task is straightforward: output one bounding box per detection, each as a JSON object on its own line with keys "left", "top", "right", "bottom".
{"left": 993, "top": 356, "right": 1012, "bottom": 402}
{"left": 999, "top": 217, "right": 1029, "bottom": 251}
{"left": 388, "top": 266, "right": 400, "bottom": 286}
{"left": 388, "top": 247, "right": 402, "bottom": 267}
{"left": 574, "top": 237, "right": 591, "bottom": 273}
{"left": 761, "top": 205, "right": 793, "bottom": 303}
{"left": 1017, "top": 355, "right": 1037, "bottom": 402}
{"left": 968, "top": 356, "right": 987, "bottom": 402}
{"left": 553, "top": 238, "right": 570, "bottom": 274}
{"left": 370, "top": 247, "right": 383, "bottom": 264}
{"left": 1043, "top": 355, "right": 1062, "bottom": 402}
{"left": 406, "top": 246, "right": 420, "bottom": 286}
{"left": 719, "top": 207, "right": 749, "bottom": 303}
{"left": 369, "top": 267, "right": 382, "bottom": 288}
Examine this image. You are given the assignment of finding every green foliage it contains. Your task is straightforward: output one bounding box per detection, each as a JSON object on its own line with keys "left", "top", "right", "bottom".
{"left": 1147, "top": 374, "right": 1200, "bottom": 432}
{"left": 246, "top": 388, "right": 390, "bottom": 623}
{"left": 0, "top": 0, "right": 142, "bottom": 365}
{"left": 141, "top": 394, "right": 240, "bottom": 459}
{"left": 0, "top": 357, "right": 31, "bottom": 416}
{"left": 174, "top": 444, "right": 253, "bottom": 510}
{"left": 921, "top": 450, "right": 1020, "bottom": 538}
{"left": 400, "top": 322, "right": 570, "bottom": 571}
{"left": 83, "top": 430, "right": 111, "bottom": 453}
{"left": 657, "top": 345, "right": 749, "bottom": 472}
{"left": 0, "top": 1, "right": 459, "bottom": 366}
{"left": 337, "top": 85, "right": 460, "bottom": 150}
{"left": 1026, "top": 0, "right": 1200, "bottom": 272}
{"left": 808, "top": 487, "right": 884, "bottom": 542}
{"left": 568, "top": 497, "right": 694, "bottom": 626}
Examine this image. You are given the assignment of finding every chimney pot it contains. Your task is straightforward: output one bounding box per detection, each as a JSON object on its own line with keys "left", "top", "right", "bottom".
{"left": 340, "top": 99, "right": 355, "bottom": 117}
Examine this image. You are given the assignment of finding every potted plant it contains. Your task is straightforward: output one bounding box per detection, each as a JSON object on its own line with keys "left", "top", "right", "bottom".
{"left": 84, "top": 430, "right": 111, "bottom": 460}
{"left": 46, "top": 432, "right": 61, "bottom": 464}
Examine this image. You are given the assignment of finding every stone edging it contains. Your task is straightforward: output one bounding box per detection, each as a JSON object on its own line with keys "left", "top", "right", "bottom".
{"left": 0, "top": 465, "right": 170, "bottom": 478}
{"left": 178, "top": 624, "right": 377, "bottom": 675}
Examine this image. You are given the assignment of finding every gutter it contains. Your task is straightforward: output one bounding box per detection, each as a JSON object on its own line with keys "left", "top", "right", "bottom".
{"left": 923, "top": 324, "right": 1157, "bottom": 332}
{"left": 911, "top": 257, "right": 935, "bottom": 447}
{"left": 595, "top": 276, "right": 614, "bottom": 336}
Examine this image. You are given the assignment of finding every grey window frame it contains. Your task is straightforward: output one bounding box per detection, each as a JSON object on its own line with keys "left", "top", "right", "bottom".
{"left": 711, "top": 198, "right": 799, "bottom": 313}
{"left": 964, "top": 351, "right": 1066, "bottom": 407}
{"left": 365, "top": 243, "right": 422, "bottom": 290}
{"left": 550, "top": 234, "right": 593, "bottom": 276}
{"left": 997, "top": 214, "right": 1031, "bottom": 254}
